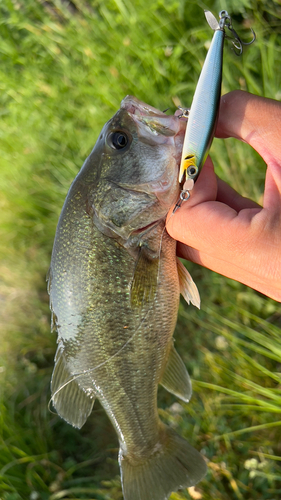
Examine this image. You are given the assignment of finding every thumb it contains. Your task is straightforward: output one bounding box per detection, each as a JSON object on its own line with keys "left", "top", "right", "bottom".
{"left": 166, "top": 157, "right": 217, "bottom": 242}
{"left": 166, "top": 157, "right": 245, "bottom": 257}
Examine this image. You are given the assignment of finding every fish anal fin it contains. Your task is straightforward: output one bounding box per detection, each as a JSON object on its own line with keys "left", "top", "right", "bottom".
{"left": 51, "top": 347, "right": 95, "bottom": 429}
{"left": 177, "top": 258, "right": 200, "bottom": 309}
{"left": 160, "top": 344, "right": 192, "bottom": 403}
{"left": 120, "top": 423, "right": 207, "bottom": 500}
{"left": 130, "top": 246, "right": 159, "bottom": 308}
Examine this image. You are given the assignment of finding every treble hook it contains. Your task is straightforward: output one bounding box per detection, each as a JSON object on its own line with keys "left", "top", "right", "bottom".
{"left": 219, "top": 10, "right": 256, "bottom": 56}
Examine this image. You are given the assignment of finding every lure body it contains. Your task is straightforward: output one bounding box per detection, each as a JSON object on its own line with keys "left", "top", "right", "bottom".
{"left": 179, "top": 11, "right": 223, "bottom": 184}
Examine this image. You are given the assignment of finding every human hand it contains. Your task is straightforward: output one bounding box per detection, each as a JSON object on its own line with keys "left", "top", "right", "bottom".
{"left": 166, "top": 90, "right": 281, "bottom": 302}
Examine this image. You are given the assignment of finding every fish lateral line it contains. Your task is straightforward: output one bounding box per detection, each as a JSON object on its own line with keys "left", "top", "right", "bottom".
{"left": 49, "top": 316, "right": 142, "bottom": 411}
{"left": 49, "top": 240, "right": 165, "bottom": 416}
{"left": 50, "top": 223, "right": 168, "bottom": 416}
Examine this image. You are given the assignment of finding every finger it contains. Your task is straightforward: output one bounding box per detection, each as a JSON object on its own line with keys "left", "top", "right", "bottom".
{"left": 216, "top": 90, "right": 281, "bottom": 167}
{"left": 167, "top": 158, "right": 238, "bottom": 254}
{"left": 166, "top": 157, "right": 217, "bottom": 235}
{"left": 167, "top": 185, "right": 262, "bottom": 260}
{"left": 263, "top": 162, "right": 281, "bottom": 210}
{"left": 188, "top": 157, "right": 218, "bottom": 205}
{"left": 167, "top": 197, "right": 239, "bottom": 256}
{"left": 215, "top": 90, "right": 249, "bottom": 139}
{"left": 177, "top": 242, "right": 257, "bottom": 283}
{"left": 176, "top": 242, "right": 281, "bottom": 302}
{"left": 216, "top": 177, "right": 261, "bottom": 211}
{"left": 168, "top": 157, "right": 217, "bottom": 216}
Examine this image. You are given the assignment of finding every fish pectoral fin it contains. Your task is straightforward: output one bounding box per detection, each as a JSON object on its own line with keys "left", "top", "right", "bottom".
{"left": 160, "top": 344, "right": 192, "bottom": 403}
{"left": 51, "top": 347, "right": 95, "bottom": 429}
{"left": 130, "top": 245, "right": 159, "bottom": 308}
{"left": 177, "top": 257, "right": 200, "bottom": 309}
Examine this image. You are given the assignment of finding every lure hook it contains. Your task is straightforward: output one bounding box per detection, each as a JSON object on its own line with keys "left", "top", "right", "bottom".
{"left": 219, "top": 9, "right": 256, "bottom": 56}
{"left": 230, "top": 27, "right": 256, "bottom": 56}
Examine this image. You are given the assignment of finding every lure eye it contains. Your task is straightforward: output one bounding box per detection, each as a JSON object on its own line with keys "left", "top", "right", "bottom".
{"left": 186, "top": 166, "right": 198, "bottom": 178}
{"left": 108, "top": 131, "right": 129, "bottom": 150}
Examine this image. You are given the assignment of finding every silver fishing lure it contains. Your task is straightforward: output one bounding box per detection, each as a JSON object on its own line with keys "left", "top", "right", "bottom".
{"left": 174, "top": 10, "right": 255, "bottom": 212}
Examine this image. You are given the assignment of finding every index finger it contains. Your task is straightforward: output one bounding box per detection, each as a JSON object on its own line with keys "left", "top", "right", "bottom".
{"left": 216, "top": 177, "right": 261, "bottom": 211}
{"left": 216, "top": 90, "right": 281, "bottom": 167}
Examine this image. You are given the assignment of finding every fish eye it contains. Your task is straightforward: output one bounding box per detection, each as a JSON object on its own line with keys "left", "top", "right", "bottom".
{"left": 108, "top": 131, "right": 129, "bottom": 150}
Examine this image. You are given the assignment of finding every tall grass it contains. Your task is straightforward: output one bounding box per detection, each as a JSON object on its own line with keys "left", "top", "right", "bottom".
{"left": 1, "top": 0, "right": 281, "bottom": 499}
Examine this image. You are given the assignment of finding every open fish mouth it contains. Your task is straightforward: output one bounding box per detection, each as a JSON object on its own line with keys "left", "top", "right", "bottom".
{"left": 121, "top": 95, "right": 169, "bottom": 117}
{"left": 121, "top": 95, "right": 183, "bottom": 138}
{"left": 121, "top": 96, "right": 187, "bottom": 176}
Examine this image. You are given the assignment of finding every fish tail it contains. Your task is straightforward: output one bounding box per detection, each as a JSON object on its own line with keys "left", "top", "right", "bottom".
{"left": 119, "top": 423, "right": 207, "bottom": 500}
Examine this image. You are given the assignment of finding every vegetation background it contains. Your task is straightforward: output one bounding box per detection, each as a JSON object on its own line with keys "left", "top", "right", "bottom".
{"left": 1, "top": 0, "right": 281, "bottom": 499}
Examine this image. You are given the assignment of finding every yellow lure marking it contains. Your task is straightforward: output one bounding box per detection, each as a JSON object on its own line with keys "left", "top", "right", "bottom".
{"left": 179, "top": 154, "right": 196, "bottom": 183}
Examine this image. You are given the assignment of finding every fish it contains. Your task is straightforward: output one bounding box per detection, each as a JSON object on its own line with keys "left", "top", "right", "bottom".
{"left": 48, "top": 95, "right": 207, "bottom": 500}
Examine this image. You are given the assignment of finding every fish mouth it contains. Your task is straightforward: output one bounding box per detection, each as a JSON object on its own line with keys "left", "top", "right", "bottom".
{"left": 121, "top": 95, "right": 168, "bottom": 117}
{"left": 174, "top": 128, "right": 186, "bottom": 167}
{"left": 121, "top": 95, "right": 187, "bottom": 185}
{"left": 121, "top": 95, "right": 182, "bottom": 137}
{"left": 173, "top": 111, "right": 187, "bottom": 168}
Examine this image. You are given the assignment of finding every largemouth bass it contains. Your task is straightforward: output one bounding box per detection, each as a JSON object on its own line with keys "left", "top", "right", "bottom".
{"left": 48, "top": 96, "right": 207, "bottom": 500}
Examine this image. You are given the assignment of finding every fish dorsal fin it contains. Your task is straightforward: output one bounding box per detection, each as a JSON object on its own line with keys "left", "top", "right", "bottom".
{"left": 177, "top": 258, "right": 200, "bottom": 309}
{"left": 160, "top": 343, "right": 192, "bottom": 403}
{"left": 51, "top": 347, "right": 95, "bottom": 429}
{"left": 130, "top": 245, "right": 159, "bottom": 308}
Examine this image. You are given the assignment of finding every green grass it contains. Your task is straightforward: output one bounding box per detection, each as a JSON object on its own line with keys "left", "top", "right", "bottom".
{"left": 1, "top": 0, "right": 281, "bottom": 499}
